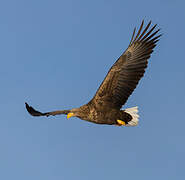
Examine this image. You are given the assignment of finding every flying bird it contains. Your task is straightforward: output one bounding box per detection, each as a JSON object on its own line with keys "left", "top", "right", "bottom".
{"left": 25, "top": 20, "right": 161, "bottom": 126}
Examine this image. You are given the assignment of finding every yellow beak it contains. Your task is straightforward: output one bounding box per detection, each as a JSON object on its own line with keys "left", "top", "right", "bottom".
{"left": 67, "top": 112, "right": 74, "bottom": 119}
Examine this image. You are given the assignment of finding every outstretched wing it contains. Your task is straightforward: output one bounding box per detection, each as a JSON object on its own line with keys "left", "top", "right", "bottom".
{"left": 25, "top": 102, "right": 70, "bottom": 117}
{"left": 91, "top": 20, "right": 161, "bottom": 109}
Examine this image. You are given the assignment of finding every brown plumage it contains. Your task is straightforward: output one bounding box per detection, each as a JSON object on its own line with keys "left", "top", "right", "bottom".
{"left": 25, "top": 20, "right": 161, "bottom": 126}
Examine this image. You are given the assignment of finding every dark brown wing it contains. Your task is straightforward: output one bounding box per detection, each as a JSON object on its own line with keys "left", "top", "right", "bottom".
{"left": 25, "top": 102, "right": 70, "bottom": 117}
{"left": 91, "top": 20, "right": 161, "bottom": 109}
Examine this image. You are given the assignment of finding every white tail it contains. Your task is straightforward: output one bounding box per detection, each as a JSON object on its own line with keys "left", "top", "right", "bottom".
{"left": 124, "top": 106, "right": 139, "bottom": 126}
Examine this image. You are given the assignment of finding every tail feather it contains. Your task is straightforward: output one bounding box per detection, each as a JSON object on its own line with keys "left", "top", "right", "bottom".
{"left": 124, "top": 106, "right": 139, "bottom": 126}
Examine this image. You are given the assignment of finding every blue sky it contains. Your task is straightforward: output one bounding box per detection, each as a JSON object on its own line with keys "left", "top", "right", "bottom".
{"left": 0, "top": 0, "right": 185, "bottom": 179}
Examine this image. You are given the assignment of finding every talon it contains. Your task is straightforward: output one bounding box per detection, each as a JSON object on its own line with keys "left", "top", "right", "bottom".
{"left": 117, "top": 120, "right": 126, "bottom": 126}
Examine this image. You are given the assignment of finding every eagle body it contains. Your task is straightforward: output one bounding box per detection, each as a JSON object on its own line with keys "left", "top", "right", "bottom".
{"left": 73, "top": 102, "right": 132, "bottom": 125}
{"left": 25, "top": 20, "right": 161, "bottom": 126}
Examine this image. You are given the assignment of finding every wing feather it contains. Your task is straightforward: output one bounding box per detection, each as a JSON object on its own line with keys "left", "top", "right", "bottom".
{"left": 91, "top": 20, "right": 161, "bottom": 109}
{"left": 129, "top": 27, "right": 136, "bottom": 46}
{"left": 132, "top": 20, "right": 144, "bottom": 42}
{"left": 25, "top": 102, "right": 70, "bottom": 117}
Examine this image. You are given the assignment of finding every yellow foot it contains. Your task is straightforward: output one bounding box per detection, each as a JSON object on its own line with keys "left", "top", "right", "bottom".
{"left": 117, "top": 120, "right": 126, "bottom": 126}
